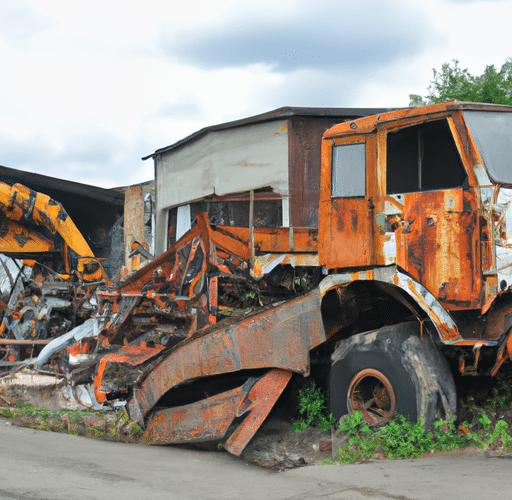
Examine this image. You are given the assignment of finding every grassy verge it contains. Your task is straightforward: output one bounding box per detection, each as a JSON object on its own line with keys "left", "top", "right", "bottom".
{"left": 292, "top": 378, "right": 512, "bottom": 464}
{"left": 0, "top": 401, "right": 144, "bottom": 444}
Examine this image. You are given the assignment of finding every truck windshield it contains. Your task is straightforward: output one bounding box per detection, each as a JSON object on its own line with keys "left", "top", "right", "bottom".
{"left": 463, "top": 110, "right": 512, "bottom": 184}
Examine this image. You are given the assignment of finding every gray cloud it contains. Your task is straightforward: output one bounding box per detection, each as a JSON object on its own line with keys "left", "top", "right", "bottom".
{"left": 0, "top": 0, "right": 52, "bottom": 44}
{"left": 248, "top": 68, "right": 362, "bottom": 111}
{"left": 160, "top": 1, "right": 435, "bottom": 71}
{"left": 0, "top": 129, "right": 131, "bottom": 187}
{"left": 58, "top": 130, "right": 122, "bottom": 165}
{"left": 149, "top": 100, "right": 205, "bottom": 121}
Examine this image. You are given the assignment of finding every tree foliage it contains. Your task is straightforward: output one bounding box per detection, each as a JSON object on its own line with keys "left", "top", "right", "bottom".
{"left": 409, "top": 58, "right": 512, "bottom": 106}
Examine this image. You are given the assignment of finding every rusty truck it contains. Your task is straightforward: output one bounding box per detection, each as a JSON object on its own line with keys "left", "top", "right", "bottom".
{"left": 1, "top": 100, "right": 512, "bottom": 456}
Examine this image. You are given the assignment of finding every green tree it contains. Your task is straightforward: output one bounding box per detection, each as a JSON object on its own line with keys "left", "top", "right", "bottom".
{"left": 409, "top": 58, "right": 512, "bottom": 106}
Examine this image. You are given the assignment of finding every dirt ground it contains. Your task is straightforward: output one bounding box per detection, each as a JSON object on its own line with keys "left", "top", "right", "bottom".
{"left": 240, "top": 419, "right": 333, "bottom": 469}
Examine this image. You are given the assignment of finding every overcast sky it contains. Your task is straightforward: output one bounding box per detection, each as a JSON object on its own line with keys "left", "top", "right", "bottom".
{"left": 1, "top": 0, "right": 511, "bottom": 188}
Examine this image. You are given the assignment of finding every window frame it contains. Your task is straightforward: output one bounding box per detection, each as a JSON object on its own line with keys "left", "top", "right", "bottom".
{"left": 331, "top": 139, "right": 367, "bottom": 198}
{"left": 385, "top": 117, "right": 467, "bottom": 195}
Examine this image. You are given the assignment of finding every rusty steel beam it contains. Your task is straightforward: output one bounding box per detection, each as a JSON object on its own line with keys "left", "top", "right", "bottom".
{"left": 223, "top": 369, "right": 292, "bottom": 455}
{"left": 216, "top": 226, "right": 318, "bottom": 254}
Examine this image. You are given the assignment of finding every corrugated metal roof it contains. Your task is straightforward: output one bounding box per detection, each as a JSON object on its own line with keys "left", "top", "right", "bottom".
{"left": 142, "top": 106, "right": 395, "bottom": 160}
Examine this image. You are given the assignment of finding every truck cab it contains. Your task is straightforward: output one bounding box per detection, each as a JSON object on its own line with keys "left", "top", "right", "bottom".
{"left": 319, "top": 101, "right": 512, "bottom": 320}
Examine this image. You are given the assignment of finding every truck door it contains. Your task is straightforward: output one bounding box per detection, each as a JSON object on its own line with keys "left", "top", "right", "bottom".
{"left": 384, "top": 118, "right": 481, "bottom": 309}
{"left": 319, "top": 135, "right": 375, "bottom": 269}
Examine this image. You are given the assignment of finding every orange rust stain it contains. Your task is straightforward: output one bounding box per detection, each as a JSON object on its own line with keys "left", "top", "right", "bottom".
{"left": 506, "top": 333, "right": 512, "bottom": 360}
{"left": 66, "top": 341, "right": 90, "bottom": 357}
{"left": 94, "top": 353, "right": 130, "bottom": 403}
{"left": 453, "top": 340, "right": 490, "bottom": 347}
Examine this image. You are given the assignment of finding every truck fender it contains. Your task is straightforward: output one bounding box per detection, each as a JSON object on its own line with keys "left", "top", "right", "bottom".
{"left": 319, "top": 265, "right": 461, "bottom": 344}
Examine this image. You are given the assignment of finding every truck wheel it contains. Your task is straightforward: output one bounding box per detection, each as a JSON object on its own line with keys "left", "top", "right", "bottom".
{"left": 329, "top": 322, "right": 456, "bottom": 427}
{"left": 331, "top": 350, "right": 417, "bottom": 425}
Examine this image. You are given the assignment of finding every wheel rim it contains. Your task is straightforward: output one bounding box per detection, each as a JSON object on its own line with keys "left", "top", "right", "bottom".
{"left": 347, "top": 368, "right": 396, "bottom": 425}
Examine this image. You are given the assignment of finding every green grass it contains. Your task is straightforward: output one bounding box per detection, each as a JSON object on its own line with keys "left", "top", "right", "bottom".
{"left": 291, "top": 378, "right": 512, "bottom": 464}
{"left": 291, "top": 381, "right": 335, "bottom": 432}
{"left": 333, "top": 411, "right": 512, "bottom": 463}
{"left": 0, "top": 400, "right": 144, "bottom": 444}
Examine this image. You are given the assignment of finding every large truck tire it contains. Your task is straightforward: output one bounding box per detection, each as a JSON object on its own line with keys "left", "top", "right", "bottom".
{"left": 329, "top": 322, "right": 456, "bottom": 427}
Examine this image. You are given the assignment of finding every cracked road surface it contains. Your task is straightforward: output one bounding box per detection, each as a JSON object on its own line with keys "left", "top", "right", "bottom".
{"left": 0, "top": 418, "right": 510, "bottom": 500}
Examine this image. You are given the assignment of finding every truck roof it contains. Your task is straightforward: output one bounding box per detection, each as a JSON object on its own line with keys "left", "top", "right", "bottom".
{"left": 324, "top": 101, "right": 512, "bottom": 138}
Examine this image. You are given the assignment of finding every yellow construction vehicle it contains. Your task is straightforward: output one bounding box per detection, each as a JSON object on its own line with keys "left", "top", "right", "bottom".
{"left": 0, "top": 181, "right": 107, "bottom": 349}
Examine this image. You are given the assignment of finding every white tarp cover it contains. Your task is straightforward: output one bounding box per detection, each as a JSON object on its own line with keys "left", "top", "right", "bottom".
{"left": 156, "top": 120, "right": 289, "bottom": 212}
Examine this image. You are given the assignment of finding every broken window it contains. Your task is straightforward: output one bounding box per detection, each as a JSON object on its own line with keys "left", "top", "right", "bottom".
{"left": 331, "top": 143, "right": 366, "bottom": 198}
{"left": 463, "top": 110, "right": 512, "bottom": 184}
{"left": 386, "top": 119, "right": 467, "bottom": 194}
{"left": 167, "top": 196, "right": 282, "bottom": 247}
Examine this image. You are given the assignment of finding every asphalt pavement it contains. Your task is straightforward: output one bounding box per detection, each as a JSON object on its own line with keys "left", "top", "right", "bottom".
{"left": 0, "top": 418, "right": 511, "bottom": 500}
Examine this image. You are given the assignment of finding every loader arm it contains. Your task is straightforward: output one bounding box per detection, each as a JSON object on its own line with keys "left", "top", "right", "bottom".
{"left": 0, "top": 182, "right": 106, "bottom": 282}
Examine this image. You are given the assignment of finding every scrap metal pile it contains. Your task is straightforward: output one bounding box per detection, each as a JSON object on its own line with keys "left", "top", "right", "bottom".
{"left": 0, "top": 184, "right": 320, "bottom": 455}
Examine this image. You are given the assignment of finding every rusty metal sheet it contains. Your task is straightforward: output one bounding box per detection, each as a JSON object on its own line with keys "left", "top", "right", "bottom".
{"left": 481, "top": 300, "right": 512, "bottom": 342}
{"left": 144, "top": 369, "right": 292, "bottom": 456}
{"left": 127, "top": 289, "right": 325, "bottom": 421}
{"left": 318, "top": 135, "right": 376, "bottom": 270}
{"left": 398, "top": 189, "right": 481, "bottom": 310}
{"left": 320, "top": 197, "right": 372, "bottom": 269}
{"left": 144, "top": 385, "right": 245, "bottom": 445}
{"left": 223, "top": 369, "right": 292, "bottom": 456}
{"left": 215, "top": 226, "right": 318, "bottom": 254}
{"left": 319, "top": 267, "right": 462, "bottom": 344}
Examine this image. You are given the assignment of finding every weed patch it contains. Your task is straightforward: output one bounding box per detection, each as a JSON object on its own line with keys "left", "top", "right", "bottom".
{"left": 0, "top": 400, "right": 145, "bottom": 444}
{"left": 465, "top": 411, "right": 512, "bottom": 450}
{"left": 334, "top": 412, "right": 467, "bottom": 463}
{"left": 291, "top": 381, "right": 335, "bottom": 432}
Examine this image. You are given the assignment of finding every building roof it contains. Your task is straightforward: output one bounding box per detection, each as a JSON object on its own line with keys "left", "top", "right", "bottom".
{"left": 142, "top": 106, "right": 395, "bottom": 160}
{"left": 0, "top": 165, "right": 124, "bottom": 207}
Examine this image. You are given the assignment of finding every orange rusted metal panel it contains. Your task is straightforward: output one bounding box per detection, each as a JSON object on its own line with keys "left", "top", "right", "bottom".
{"left": 215, "top": 226, "right": 318, "bottom": 254}
{"left": 208, "top": 226, "right": 251, "bottom": 261}
{"left": 318, "top": 135, "right": 376, "bottom": 269}
{"left": 144, "top": 386, "right": 245, "bottom": 445}
{"left": 397, "top": 189, "right": 481, "bottom": 309}
{"left": 223, "top": 369, "right": 292, "bottom": 455}
{"left": 327, "top": 198, "right": 372, "bottom": 268}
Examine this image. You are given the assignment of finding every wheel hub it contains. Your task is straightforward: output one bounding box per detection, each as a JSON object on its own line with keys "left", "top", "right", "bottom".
{"left": 347, "top": 368, "right": 396, "bottom": 425}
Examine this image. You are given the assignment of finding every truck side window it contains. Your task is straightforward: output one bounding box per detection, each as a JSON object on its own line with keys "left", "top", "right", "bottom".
{"left": 331, "top": 143, "right": 366, "bottom": 197}
{"left": 386, "top": 119, "right": 466, "bottom": 194}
